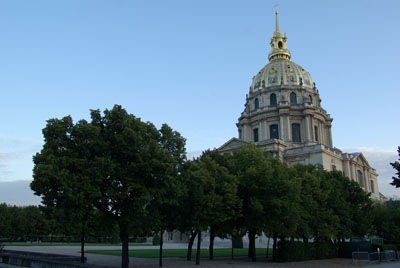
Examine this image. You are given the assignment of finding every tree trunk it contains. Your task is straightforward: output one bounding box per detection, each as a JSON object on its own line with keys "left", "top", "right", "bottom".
{"left": 187, "top": 230, "right": 198, "bottom": 261}
{"left": 196, "top": 230, "right": 201, "bottom": 265}
{"left": 231, "top": 235, "right": 234, "bottom": 259}
{"left": 266, "top": 236, "right": 270, "bottom": 258}
{"left": 119, "top": 222, "right": 129, "bottom": 268}
{"left": 272, "top": 232, "right": 278, "bottom": 262}
{"left": 248, "top": 230, "right": 256, "bottom": 262}
{"left": 159, "top": 230, "right": 164, "bottom": 267}
{"left": 80, "top": 221, "right": 86, "bottom": 263}
{"left": 209, "top": 227, "right": 215, "bottom": 260}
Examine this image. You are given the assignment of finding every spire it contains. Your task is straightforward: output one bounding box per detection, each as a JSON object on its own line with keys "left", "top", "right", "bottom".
{"left": 275, "top": 11, "right": 280, "bottom": 33}
{"left": 268, "top": 11, "right": 291, "bottom": 62}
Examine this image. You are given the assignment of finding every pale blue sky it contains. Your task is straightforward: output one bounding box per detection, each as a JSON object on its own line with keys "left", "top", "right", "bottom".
{"left": 0, "top": 0, "right": 399, "bottom": 204}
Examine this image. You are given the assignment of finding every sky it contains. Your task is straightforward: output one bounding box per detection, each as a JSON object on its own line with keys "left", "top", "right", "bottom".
{"left": 0, "top": 0, "right": 399, "bottom": 205}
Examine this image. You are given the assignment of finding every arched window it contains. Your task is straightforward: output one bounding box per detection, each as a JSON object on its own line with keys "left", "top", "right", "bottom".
{"left": 292, "top": 123, "right": 301, "bottom": 142}
{"left": 253, "top": 128, "right": 259, "bottom": 142}
{"left": 278, "top": 41, "right": 283, "bottom": 49}
{"left": 357, "top": 170, "right": 364, "bottom": 188}
{"left": 254, "top": 98, "right": 259, "bottom": 110}
{"left": 290, "top": 92, "right": 297, "bottom": 104}
{"left": 270, "top": 124, "right": 279, "bottom": 139}
{"left": 308, "top": 95, "right": 313, "bottom": 104}
{"left": 270, "top": 93, "right": 277, "bottom": 106}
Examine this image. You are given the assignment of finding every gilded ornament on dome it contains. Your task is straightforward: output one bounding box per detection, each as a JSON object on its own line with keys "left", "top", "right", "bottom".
{"left": 268, "top": 66, "right": 277, "bottom": 83}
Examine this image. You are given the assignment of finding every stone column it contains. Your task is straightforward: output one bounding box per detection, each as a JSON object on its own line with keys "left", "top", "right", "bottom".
{"left": 286, "top": 115, "right": 291, "bottom": 141}
{"left": 351, "top": 162, "right": 357, "bottom": 182}
{"left": 304, "top": 116, "right": 310, "bottom": 142}
{"left": 328, "top": 125, "right": 333, "bottom": 148}
{"left": 279, "top": 109, "right": 290, "bottom": 141}
{"left": 310, "top": 116, "right": 315, "bottom": 142}
{"left": 280, "top": 116, "right": 285, "bottom": 141}
{"left": 319, "top": 122, "right": 324, "bottom": 146}
{"left": 259, "top": 121, "right": 264, "bottom": 141}
{"left": 363, "top": 167, "right": 369, "bottom": 192}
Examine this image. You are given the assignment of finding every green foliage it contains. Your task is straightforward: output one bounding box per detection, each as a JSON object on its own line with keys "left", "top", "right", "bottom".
{"left": 390, "top": 147, "right": 400, "bottom": 188}
{"left": 277, "top": 240, "right": 338, "bottom": 262}
{"left": 372, "top": 243, "right": 399, "bottom": 251}
{"left": 277, "top": 241, "right": 310, "bottom": 262}
{"left": 371, "top": 200, "right": 400, "bottom": 243}
{"left": 313, "top": 240, "right": 338, "bottom": 259}
{"left": 31, "top": 105, "right": 187, "bottom": 268}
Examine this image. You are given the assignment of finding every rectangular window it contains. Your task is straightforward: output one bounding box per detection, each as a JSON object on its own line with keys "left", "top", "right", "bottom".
{"left": 314, "top": 126, "right": 318, "bottom": 142}
{"left": 270, "top": 124, "right": 279, "bottom": 139}
{"left": 253, "top": 128, "right": 259, "bottom": 142}
{"left": 292, "top": 123, "right": 301, "bottom": 142}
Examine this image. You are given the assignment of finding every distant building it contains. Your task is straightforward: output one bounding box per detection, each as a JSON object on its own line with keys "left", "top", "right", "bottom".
{"left": 218, "top": 11, "right": 379, "bottom": 200}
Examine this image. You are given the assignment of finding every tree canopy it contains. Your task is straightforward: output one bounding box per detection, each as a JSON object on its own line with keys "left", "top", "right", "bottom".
{"left": 390, "top": 146, "right": 400, "bottom": 188}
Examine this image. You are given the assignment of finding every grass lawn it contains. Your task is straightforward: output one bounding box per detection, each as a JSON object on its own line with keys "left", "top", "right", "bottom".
{"left": 2, "top": 243, "right": 151, "bottom": 247}
{"left": 85, "top": 248, "right": 270, "bottom": 258}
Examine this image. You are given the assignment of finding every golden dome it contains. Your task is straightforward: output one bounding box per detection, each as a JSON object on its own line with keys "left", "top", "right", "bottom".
{"left": 250, "top": 60, "right": 314, "bottom": 93}
{"left": 250, "top": 11, "right": 314, "bottom": 93}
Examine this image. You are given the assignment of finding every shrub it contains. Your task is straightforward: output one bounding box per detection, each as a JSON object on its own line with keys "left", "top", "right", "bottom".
{"left": 277, "top": 241, "right": 310, "bottom": 262}
{"left": 372, "top": 243, "right": 399, "bottom": 251}
{"left": 152, "top": 234, "right": 160, "bottom": 246}
{"left": 277, "top": 240, "right": 338, "bottom": 262}
{"left": 313, "top": 240, "right": 337, "bottom": 259}
{"left": 232, "top": 236, "right": 243, "bottom": 248}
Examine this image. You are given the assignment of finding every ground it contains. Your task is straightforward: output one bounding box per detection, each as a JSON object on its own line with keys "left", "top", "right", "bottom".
{"left": 2, "top": 243, "right": 399, "bottom": 268}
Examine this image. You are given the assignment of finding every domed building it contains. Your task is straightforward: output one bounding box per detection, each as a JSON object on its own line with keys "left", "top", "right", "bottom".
{"left": 218, "top": 12, "right": 379, "bottom": 199}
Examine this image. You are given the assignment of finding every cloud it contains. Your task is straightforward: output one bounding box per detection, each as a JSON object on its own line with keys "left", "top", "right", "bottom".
{"left": 342, "top": 147, "right": 399, "bottom": 199}
{"left": 0, "top": 134, "right": 42, "bottom": 146}
{"left": 0, "top": 151, "right": 18, "bottom": 169}
{"left": 0, "top": 180, "right": 41, "bottom": 206}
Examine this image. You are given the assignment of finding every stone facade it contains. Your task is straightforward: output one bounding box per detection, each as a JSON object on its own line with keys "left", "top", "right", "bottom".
{"left": 218, "top": 11, "right": 379, "bottom": 200}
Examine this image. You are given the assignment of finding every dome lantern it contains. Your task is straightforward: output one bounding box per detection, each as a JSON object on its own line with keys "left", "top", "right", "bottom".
{"left": 268, "top": 11, "right": 291, "bottom": 62}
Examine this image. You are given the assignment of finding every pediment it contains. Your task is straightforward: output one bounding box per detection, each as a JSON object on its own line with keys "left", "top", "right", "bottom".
{"left": 352, "top": 152, "right": 371, "bottom": 168}
{"left": 218, "top": 138, "right": 249, "bottom": 153}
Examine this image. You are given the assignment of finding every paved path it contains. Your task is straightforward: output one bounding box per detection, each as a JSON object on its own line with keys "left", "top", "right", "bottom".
{"left": 2, "top": 245, "right": 400, "bottom": 268}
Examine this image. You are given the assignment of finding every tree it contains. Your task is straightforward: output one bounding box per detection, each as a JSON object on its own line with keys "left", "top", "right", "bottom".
{"left": 199, "top": 150, "right": 241, "bottom": 261}
{"left": 390, "top": 146, "right": 400, "bottom": 188}
{"left": 31, "top": 116, "right": 101, "bottom": 263}
{"left": 31, "top": 105, "right": 186, "bottom": 268}
{"left": 90, "top": 105, "right": 185, "bottom": 268}
{"left": 264, "top": 158, "right": 300, "bottom": 262}
{"left": 144, "top": 124, "right": 186, "bottom": 267}
{"left": 0, "top": 203, "right": 11, "bottom": 240}
{"left": 230, "top": 144, "right": 273, "bottom": 262}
